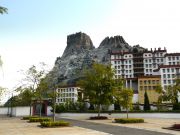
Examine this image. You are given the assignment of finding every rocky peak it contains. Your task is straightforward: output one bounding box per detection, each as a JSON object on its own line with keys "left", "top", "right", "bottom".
{"left": 99, "top": 35, "right": 131, "bottom": 51}
{"left": 62, "top": 32, "right": 95, "bottom": 58}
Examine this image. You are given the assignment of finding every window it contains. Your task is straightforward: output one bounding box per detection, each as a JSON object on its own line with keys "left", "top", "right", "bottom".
{"left": 168, "top": 57, "right": 171, "bottom": 60}
{"left": 114, "top": 61, "right": 117, "bottom": 64}
{"left": 177, "top": 56, "right": 179, "bottom": 60}
{"left": 164, "top": 80, "right": 166, "bottom": 84}
{"left": 168, "top": 74, "right": 170, "bottom": 78}
{"left": 140, "top": 81, "right": 142, "bottom": 84}
{"left": 168, "top": 80, "right": 171, "bottom": 84}
{"left": 167, "top": 69, "right": 170, "bottom": 72}
{"left": 171, "top": 69, "right": 174, "bottom": 72}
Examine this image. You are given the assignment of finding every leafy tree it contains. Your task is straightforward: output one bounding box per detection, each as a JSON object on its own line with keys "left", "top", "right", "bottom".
{"left": 4, "top": 88, "right": 33, "bottom": 107}
{"left": 0, "top": 87, "right": 6, "bottom": 104}
{"left": 155, "top": 84, "right": 164, "bottom": 110}
{"left": 78, "top": 63, "right": 118, "bottom": 117}
{"left": 116, "top": 87, "right": 133, "bottom": 118}
{"left": 144, "top": 90, "right": 150, "bottom": 111}
{"left": 0, "top": 6, "right": 8, "bottom": 14}
{"left": 34, "top": 78, "right": 49, "bottom": 117}
{"left": 19, "top": 63, "right": 49, "bottom": 116}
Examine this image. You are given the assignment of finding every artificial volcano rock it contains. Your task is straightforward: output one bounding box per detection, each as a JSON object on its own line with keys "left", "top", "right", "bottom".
{"left": 99, "top": 36, "right": 131, "bottom": 51}
{"left": 62, "top": 32, "right": 95, "bottom": 58}
{"left": 49, "top": 32, "right": 145, "bottom": 86}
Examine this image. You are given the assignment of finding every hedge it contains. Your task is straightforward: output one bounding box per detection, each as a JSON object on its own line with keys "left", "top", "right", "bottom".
{"left": 29, "top": 117, "right": 51, "bottom": 122}
{"left": 40, "top": 121, "right": 70, "bottom": 127}
{"left": 89, "top": 116, "right": 108, "bottom": 120}
{"left": 114, "top": 118, "right": 144, "bottom": 123}
{"left": 22, "top": 116, "right": 38, "bottom": 120}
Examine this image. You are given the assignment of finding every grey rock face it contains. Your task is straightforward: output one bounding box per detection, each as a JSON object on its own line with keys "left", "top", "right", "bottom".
{"left": 50, "top": 32, "right": 145, "bottom": 85}
{"left": 62, "top": 32, "right": 95, "bottom": 58}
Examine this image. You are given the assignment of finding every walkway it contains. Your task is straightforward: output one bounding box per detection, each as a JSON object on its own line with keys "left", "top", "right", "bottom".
{"left": 59, "top": 118, "right": 173, "bottom": 135}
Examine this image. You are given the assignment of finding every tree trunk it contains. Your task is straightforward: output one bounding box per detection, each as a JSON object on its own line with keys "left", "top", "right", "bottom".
{"left": 29, "top": 102, "right": 32, "bottom": 116}
{"left": 126, "top": 108, "right": 129, "bottom": 119}
{"left": 53, "top": 94, "right": 56, "bottom": 122}
{"left": 98, "top": 104, "right": 101, "bottom": 117}
{"left": 39, "top": 100, "right": 42, "bottom": 117}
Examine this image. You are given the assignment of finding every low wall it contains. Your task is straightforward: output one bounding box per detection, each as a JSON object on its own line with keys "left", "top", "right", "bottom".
{"left": 11, "top": 107, "right": 33, "bottom": 116}
{"left": 56, "top": 112, "right": 180, "bottom": 119}
{"left": 0, "top": 107, "right": 8, "bottom": 115}
{"left": 0, "top": 106, "right": 52, "bottom": 116}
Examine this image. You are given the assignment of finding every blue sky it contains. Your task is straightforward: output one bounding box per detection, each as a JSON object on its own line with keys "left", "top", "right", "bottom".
{"left": 1, "top": 0, "right": 180, "bottom": 103}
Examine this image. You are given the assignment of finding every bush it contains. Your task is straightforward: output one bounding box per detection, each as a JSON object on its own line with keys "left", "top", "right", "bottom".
{"left": 29, "top": 117, "right": 51, "bottom": 122}
{"left": 22, "top": 116, "right": 38, "bottom": 120}
{"left": 114, "top": 118, "right": 144, "bottom": 123}
{"left": 173, "top": 103, "right": 180, "bottom": 110}
{"left": 40, "top": 121, "right": 70, "bottom": 127}
{"left": 89, "top": 116, "right": 108, "bottom": 120}
{"left": 172, "top": 124, "right": 180, "bottom": 129}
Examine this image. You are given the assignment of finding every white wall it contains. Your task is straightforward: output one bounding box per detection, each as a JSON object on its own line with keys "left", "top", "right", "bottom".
{"left": 133, "top": 94, "right": 138, "bottom": 103}
{"left": 0, "top": 107, "right": 8, "bottom": 115}
{"left": 11, "top": 107, "right": 32, "bottom": 116}
{"left": 47, "top": 106, "right": 53, "bottom": 116}
{"left": 0, "top": 106, "right": 52, "bottom": 116}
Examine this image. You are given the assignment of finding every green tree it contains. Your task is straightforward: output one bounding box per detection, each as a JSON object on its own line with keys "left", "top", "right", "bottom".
{"left": 144, "top": 90, "right": 150, "bottom": 111}
{"left": 34, "top": 78, "right": 49, "bottom": 117}
{"left": 78, "top": 63, "right": 117, "bottom": 117}
{"left": 0, "top": 6, "right": 8, "bottom": 14}
{"left": 19, "top": 63, "right": 49, "bottom": 116}
{"left": 155, "top": 84, "right": 164, "bottom": 110}
{"left": 116, "top": 87, "right": 133, "bottom": 118}
{"left": 0, "top": 87, "right": 6, "bottom": 104}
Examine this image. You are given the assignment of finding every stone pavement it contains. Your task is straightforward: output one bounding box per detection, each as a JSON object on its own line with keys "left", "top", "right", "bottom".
{"left": 58, "top": 116, "right": 180, "bottom": 135}
{"left": 0, "top": 116, "right": 109, "bottom": 135}
{"left": 59, "top": 118, "right": 174, "bottom": 135}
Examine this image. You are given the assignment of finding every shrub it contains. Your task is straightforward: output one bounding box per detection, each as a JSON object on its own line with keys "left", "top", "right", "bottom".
{"left": 89, "top": 116, "right": 108, "bottom": 120}
{"left": 29, "top": 117, "right": 51, "bottom": 122}
{"left": 114, "top": 118, "right": 144, "bottom": 123}
{"left": 173, "top": 103, "right": 180, "bottom": 110}
{"left": 172, "top": 124, "right": 180, "bottom": 129}
{"left": 40, "top": 121, "right": 70, "bottom": 127}
{"left": 22, "top": 116, "right": 38, "bottom": 120}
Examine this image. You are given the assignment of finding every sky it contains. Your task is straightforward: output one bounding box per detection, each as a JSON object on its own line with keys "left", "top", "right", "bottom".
{"left": 0, "top": 0, "right": 180, "bottom": 103}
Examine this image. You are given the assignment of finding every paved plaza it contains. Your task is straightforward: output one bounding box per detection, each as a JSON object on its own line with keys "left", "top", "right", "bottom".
{"left": 0, "top": 115, "right": 180, "bottom": 135}
{"left": 0, "top": 116, "right": 109, "bottom": 135}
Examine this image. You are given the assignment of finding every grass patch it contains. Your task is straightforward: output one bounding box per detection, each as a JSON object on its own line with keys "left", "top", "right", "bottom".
{"left": 40, "top": 121, "right": 70, "bottom": 127}
{"left": 114, "top": 118, "right": 144, "bottom": 124}
{"left": 89, "top": 116, "right": 108, "bottom": 120}
{"left": 22, "top": 116, "right": 38, "bottom": 120}
{"left": 29, "top": 117, "right": 51, "bottom": 122}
